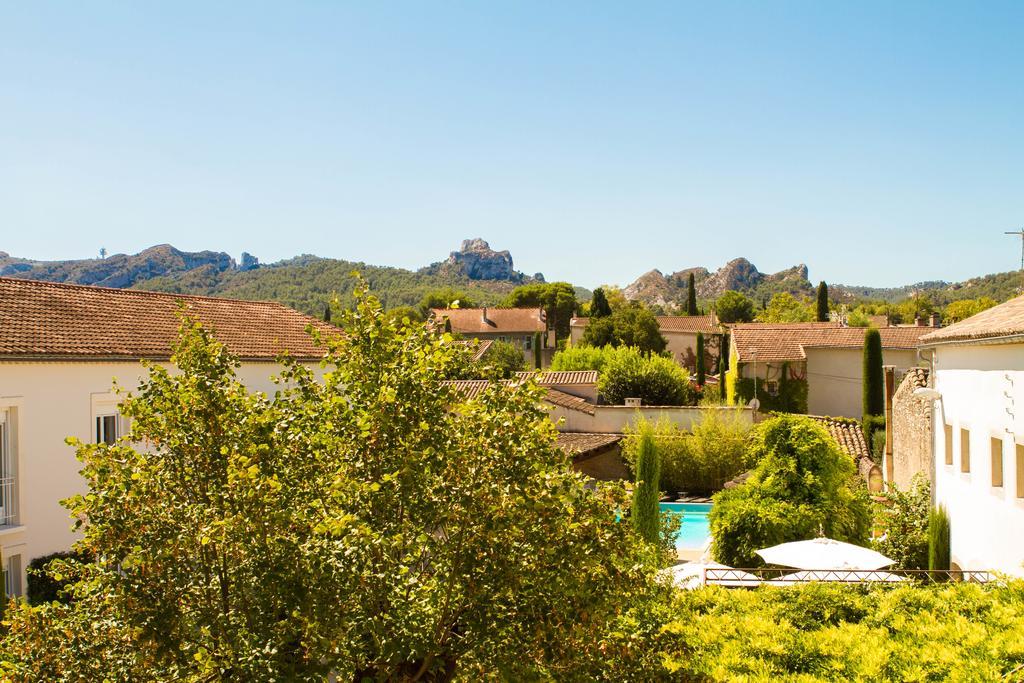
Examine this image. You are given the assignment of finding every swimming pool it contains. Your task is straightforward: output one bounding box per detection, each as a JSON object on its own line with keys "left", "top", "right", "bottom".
{"left": 660, "top": 502, "right": 712, "bottom": 550}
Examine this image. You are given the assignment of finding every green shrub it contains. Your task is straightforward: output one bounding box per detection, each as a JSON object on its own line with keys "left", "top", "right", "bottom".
{"left": 871, "top": 428, "right": 886, "bottom": 463}
{"left": 600, "top": 349, "right": 696, "bottom": 406}
{"left": 657, "top": 581, "right": 1024, "bottom": 681}
{"left": 26, "top": 551, "right": 92, "bottom": 606}
{"left": 929, "top": 504, "right": 951, "bottom": 571}
{"left": 624, "top": 411, "right": 753, "bottom": 495}
{"left": 477, "top": 340, "right": 526, "bottom": 379}
{"left": 873, "top": 475, "right": 930, "bottom": 570}
{"left": 709, "top": 415, "right": 872, "bottom": 566}
{"left": 550, "top": 344, "right": 621, "bottom": 372}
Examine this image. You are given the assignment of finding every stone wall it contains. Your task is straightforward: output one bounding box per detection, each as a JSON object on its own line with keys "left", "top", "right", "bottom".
{"left": 890, "top": 367, "right": 933, "bottom": 489}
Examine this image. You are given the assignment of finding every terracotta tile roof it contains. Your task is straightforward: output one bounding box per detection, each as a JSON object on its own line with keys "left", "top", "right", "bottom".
{"left": 920, "top": 294, "right": 1024, "bottom": 344}
{"left": 441, "top": 380, "right": 596, "bottom": 414}
{"left": 544, "top": 388, "right": 596, "bottom": 415}
{"left": 556, "top": 432, "right": 622, "bottom": 460}
{"left": 806, "top": 415, "right": 871, "bottom": 462}
{"left": 0, "top": 276, "right": 336, "bottom": 361}
{"left": 732, "top": 325, "right": 932, "bottom": 363}
{"left": 901, "top": 367, "right": 930, "bottom": 391}
{"left": 452, "top": 339, "right": 493, "bottom": 362}
{"left": 570, "top": 315, "right": 720, "bottom": 334}
{"left": 431, "top": 307, "right": 545, "bottom": 335}
{"left": 515, "top": 370, "right": 599, "bottom": 385}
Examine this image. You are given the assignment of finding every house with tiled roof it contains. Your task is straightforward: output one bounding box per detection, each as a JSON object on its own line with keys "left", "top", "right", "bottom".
{"left": 806, "top": 415, "right": 882, "bottom": 493}
{"left": 916, "top": 293, "right": 1024, "bottom": 577}
{"left": 727, "top": 323, "right": 932, "bottom": 419}
{"left": 569, "top": 313, "right": 724, "bottom": 373}
{"left": 0, "top": 277, "right": 336, "bottom": 596}
{"left": 431, "top": 307, "right": 547, "bottom": 367}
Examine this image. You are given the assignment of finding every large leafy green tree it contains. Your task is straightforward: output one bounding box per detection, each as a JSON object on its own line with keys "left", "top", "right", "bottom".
{"left": 581, "top": 304, "right": 667, "bottom": 355}
{"left": 0, "top": 286, "right": 657, "bottom": 681}
{"left": 709, "top": 415, "right": 871, "bottom": 566}
{"left": 756, "top": 292, "right": 814, "bottom": 323}
{"left": 504, "top": 282, "right": 577, "bottom": 341}
{"left": 715, "top": 291, "right": 755, "bottom": 323}
{"left": 419, "top": 287, "right": 478, "bottom": 316}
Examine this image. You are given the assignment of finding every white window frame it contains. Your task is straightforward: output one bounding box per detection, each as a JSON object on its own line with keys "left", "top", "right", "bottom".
{"left": 0, "top": 410, "right": 15, "bottom": 526}
{"left": 4, "top": 552, "right": 21, "bottom": 599}
{"left": 92, "top": 394, "right": 127, "bottom": 446}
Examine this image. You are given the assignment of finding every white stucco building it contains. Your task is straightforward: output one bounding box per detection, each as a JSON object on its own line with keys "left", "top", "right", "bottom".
{"left": 0, "top": 277, "right": 334, "bottom": 596}
{"left": 919, "top": 295, "right": 1024, "bottom": 577}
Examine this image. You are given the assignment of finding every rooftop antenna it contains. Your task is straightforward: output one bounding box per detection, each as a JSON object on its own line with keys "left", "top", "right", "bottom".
{"left": 1007, "top": 229, "right": 1024, "bottom": 271}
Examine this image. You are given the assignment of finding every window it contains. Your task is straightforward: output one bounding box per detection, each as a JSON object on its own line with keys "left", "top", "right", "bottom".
{"left": 4, "top": 553, "right": 21, "bottom": 598}
{"left": 0, "top": 411, "right": 14, "bottom": 526}
{"left": 944, "top": 424, "right": 953, "bottom": 466}
{"left": 96, "top": 414, "right": 119, "bottom": 445}
{"left": 765, "top": 380, "right": 779, "bottom": 396}
{"left": 991, "top": 437, "right": 1004, "bottom": 488}
{"left": 525, "top": 335, "right": 532, "bottom": 351}
{"left": 960, "top": 428, "right": 971, "bottom": 473}
{"left": 1017, "top": 443, "right": 1024, "bottom": 499}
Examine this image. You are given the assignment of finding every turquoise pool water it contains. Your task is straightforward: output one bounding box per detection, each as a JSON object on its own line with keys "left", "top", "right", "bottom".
{"left": 660, "top": 502, "right": 712, "bottom": 550}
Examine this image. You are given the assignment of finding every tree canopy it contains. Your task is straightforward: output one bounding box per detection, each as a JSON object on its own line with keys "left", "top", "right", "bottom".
{"left": 504, "top": 281, "right": 577, "bottom": 340}
{"left": 0, "top": 286, "right": 658, "bottom": 681}
{"left": 581, "top": 304, "right": 667, "bottom": 355}
{"left": 756, "top": 292, "right": 814, "bottom": 323}
{"left": 715, "top": 291, "right": 755, "bottom": 323}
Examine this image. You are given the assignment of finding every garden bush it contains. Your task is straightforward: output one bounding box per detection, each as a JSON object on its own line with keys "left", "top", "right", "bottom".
{"left": 873, "top": 475, "right": 930, "bottom": 570}
{"left": 623, "top": 411, "right": 753, "bottom": 494}
{"left": 600, "top": 349, "right": 696, "bottom": 406}
{"left": 710, "top": 414, "right": 872, "bottom": 566}
{"left": 657, "top": 581, "right": 1024, "bottom": 681}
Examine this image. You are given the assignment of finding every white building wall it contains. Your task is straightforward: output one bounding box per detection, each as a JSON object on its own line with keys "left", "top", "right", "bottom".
{"left": 0, "top": 360, "right": 317, "bottom": 593}
{"left": 931, "top": 344, "right": 1024, "bottom": 577}
{"left": 805, "top": 348, "right": 919, "bottom": 419}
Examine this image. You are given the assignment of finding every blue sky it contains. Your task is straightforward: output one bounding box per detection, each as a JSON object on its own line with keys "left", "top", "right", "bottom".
{"left": 2, "top": 2, "right": 1021, "bottom": 289}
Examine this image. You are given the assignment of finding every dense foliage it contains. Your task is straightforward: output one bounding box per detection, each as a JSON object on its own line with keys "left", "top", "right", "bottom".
{"left": 25, "top": 551, "right": 92, "bottom": 606}
{"left": 944, "top": 296, "right": 998, "bottom": 323}
{"left": 598, "top": 348, "right": 696, "bottom": 406}
{"left": 710, "top": 415, "right": 872, "bottom": 567}
{"left": 0, "top": 286, "right": 660, "bottom": 681}
{"left": 589, "top": 287, "right": 612, "bottom": 317}
{"left": 929, "top": 504, "right": 951, "bottom": 571}
{"left": 733, "top": 369, "right": 809, "bottom": 413}
{"left": 715, "top": 291, "right": 755, "bottom": 323}
{"left": 477, "top": 340, "right": 526, "bottom": 379}
{"left": 624, "top": 411, "right": 753, "bottom": 495}
{"left": 873, "top": 475, "right": 930, "bottom": 570}
{"left": 756, "top": 292, "right": 814, "bottom": 323}
{"left": 581, "top": 304, "right": 667, "bottom": 354}
{"left": 656, "top": 581, "right": 1024, "bottom": 681}
{"left": 503, "top": 282, "right": 577, "bottom": 340}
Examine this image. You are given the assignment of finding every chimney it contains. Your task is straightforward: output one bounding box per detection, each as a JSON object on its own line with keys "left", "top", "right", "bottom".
{"left": 481, "top": 307, "right": 489, "bottom": 324}
{"left": 710, "top": 308, "right": 718, "bottom": 326}
{"left": 914, "top": 316, "right": 925, "bottom": 327}
{"left": 929, "top": 312, "right": 941, "bottom": 328}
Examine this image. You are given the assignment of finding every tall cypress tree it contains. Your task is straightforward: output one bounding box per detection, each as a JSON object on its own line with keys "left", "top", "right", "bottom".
{"left": 816, "top": 281, "right": 830, "bottom": 322}
{"left": 928, "top": 505, "right": 951, "bottom": 571}
{"left": 862, "top": 328, "right": 884, "bottom": 419}
{"left": 631, "top": 427, "right": 661, "bottom": 544}
{"left": 590, "top": 288, "right": 612, "bottom": 317}
{"left": 695, "top": 332, "right": 705, "bottom": 385}
{"left": 686, "top": 273, "right": 697, "bottom": 315}
{"left": 533, "top": 332, "right": 542, "bottom": 369}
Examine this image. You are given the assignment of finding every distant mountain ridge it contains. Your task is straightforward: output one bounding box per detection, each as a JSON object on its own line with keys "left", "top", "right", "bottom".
{"left": 2, "top": 242, "right": 1020, "bottom": 316}
{"left": 623, "top": 258, "right": 1023, "bottom": 309}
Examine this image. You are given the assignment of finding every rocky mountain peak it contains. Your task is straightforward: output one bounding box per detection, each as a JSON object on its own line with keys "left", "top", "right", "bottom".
{"left": 445, "top": 238, "right": 518, "bottom": 281}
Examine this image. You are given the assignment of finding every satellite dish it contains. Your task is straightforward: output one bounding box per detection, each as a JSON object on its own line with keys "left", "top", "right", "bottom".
{"left": 748, "top": 398, "right": 760, "bottom": 411}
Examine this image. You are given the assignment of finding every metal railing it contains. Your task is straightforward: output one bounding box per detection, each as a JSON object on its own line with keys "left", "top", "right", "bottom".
{"left": 703, "top": 567, "right": 995, "bottom": 587}
{"left": 0, "top": 476, "right": 17, "bottom": 527}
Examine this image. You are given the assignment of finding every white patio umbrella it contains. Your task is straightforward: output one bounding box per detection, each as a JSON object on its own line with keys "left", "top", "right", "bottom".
{"left": 766, "top": 569, "right": 905, "bottom": 585}
{"left": 659, "top": 561, "right": 760, "bottom": 589}
{"left": 755, "top": 537, "right": 894, "bottom": 571}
